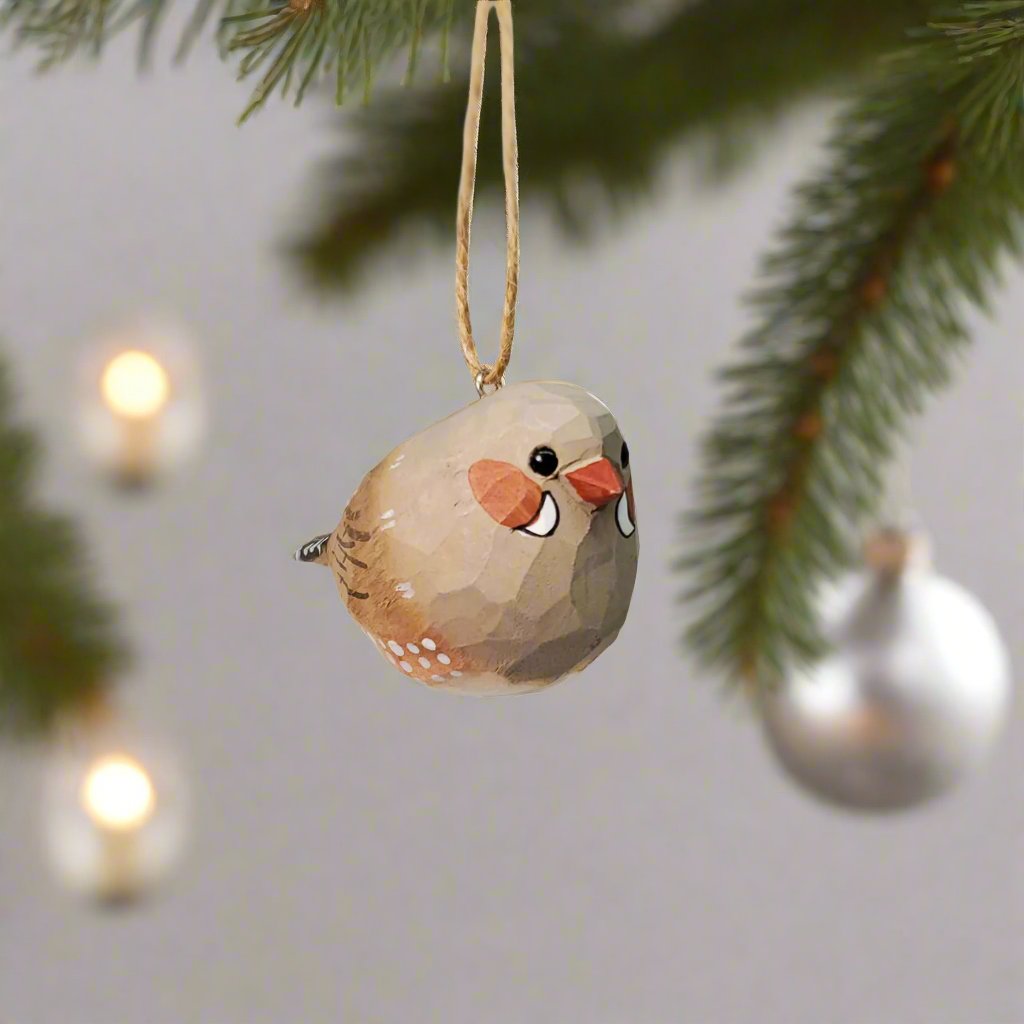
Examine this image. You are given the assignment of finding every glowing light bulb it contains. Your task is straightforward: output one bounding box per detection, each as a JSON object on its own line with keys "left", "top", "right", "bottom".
{"left": 100, "top": 350, "right": 170, "bottom": 420}
{"left": 46, "top": 726, "right": 187, "bottom": 903}
{"left": 80, "top": 755, "right": 156, "bottom": 831}
{"left": 81, "top": 323, "right": 204, "bottom": 487}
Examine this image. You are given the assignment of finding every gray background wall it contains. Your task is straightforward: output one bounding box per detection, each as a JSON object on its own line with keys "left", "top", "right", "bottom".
{"left": 1, "top": 28, "right": 1022, "bottom": 1024}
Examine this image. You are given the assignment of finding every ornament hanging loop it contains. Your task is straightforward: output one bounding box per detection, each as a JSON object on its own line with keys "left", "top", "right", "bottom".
{"left": 456, "top": 0, "right": 519, "bottom": 393}
{"left": 474, "top": 367, "right": 506, "bottom": 397}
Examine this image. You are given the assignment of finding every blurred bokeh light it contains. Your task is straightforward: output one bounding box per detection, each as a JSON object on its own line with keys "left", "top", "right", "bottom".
{"left": 45, "top": 717, "right": 188, "bottom": 905}
{"left": 79, "top": 319, "right": 205, "bottom": 489}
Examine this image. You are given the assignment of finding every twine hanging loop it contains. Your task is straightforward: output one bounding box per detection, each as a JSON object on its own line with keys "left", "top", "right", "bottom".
{"left": 456, "top": 0, "right": 519, "bottom": 395}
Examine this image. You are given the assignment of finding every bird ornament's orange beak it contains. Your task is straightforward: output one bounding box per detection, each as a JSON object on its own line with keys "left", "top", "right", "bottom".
{"left": 565, "top": 458, "right": 623, "bottom": 508}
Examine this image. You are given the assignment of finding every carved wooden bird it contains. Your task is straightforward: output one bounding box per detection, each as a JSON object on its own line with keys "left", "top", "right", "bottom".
{"left": 296, "top": 380, "right": 638, "bottom": 695}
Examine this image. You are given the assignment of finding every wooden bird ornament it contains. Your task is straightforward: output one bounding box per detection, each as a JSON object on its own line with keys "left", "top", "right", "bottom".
{"left": 296, "top": 381, "right": 638, "bottom": 695}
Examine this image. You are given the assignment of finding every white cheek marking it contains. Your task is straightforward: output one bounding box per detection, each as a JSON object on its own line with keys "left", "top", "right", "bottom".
{"left": 406, "top": 643, "right": 420, "bottom": 655}
{"left": 421, "top": 638, "right": 436, "bottom": 651}
{"left": 399, "top": 661, "right": 413, "bottom": 673}
{"left": 418, "top": 657, "right": 431, "bottom": 669}
{"left": 615, "top": 492, "right": 636, "bottom": 538}
{"left": 388, "top": 641, "right": 404, "bottom": 656}
{"left": 436, "top": 653, "right": 451, "bottom": 666}
{"left": 519, "top": 491, "right": 559, "bottom": 538}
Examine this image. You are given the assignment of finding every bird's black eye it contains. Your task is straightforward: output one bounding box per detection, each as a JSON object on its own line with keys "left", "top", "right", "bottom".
{"left": 621, "top": 441, "right": 630, "bottom": 469}
{"left": 528, "top": 446, "right": 558, "bottom": 477}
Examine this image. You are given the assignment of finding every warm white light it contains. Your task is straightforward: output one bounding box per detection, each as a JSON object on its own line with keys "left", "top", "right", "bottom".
{"left": 80, "top": 755, "right": 156, "bottom": 831}
{"left": 100, "top": 351, "right": 170, "bottom": 419}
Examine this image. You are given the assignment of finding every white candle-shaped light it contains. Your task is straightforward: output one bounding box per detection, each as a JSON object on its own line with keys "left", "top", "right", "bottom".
{"left": 45, "top": 727, "right": 187, "bottom": 905}
{"left": 80, "top": 320, "right": 204, "bottom": 488}
{"left": 79, "top": 754, "right": 155, "bottom": 897}
{"left": 100, "top": 350, "right": 169, "bottom": 485}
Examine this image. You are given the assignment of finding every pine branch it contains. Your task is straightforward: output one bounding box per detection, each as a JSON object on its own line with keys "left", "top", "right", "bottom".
{"left": 2, "top": 0, "right": 175, "bottom": 67}
{"left": 1, "top": 0, "right": 461, "bottom": 115}
{"left": 290, "top": 0, "right": 932, "bottom": 292}
{"left": 224, "top": 0, "right": 458, "bottom": 124}
{"left": 0, "top": 356, "right": 127, "bottom": 736}
{"left": 681, "top": 0, "right": 1024, "bottom": 687}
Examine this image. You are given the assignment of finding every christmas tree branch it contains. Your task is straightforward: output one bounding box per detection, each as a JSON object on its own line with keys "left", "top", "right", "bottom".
{"left": 2, "top": 0, "right": 178, "bottom": 67}
{"left": 0, "top": 355, "right": 126, "bottom": 736}
{"left": 224, "top": 0, "right": 457, "bottom": 123}
{"left": 1, "top": 0, "right": 460, "bottom": 113}
{"left": 682, "top": 0, "right": 1024, "bottom": 687}
{"left": 290, "top": 0, "right": 931, "bottom": 291}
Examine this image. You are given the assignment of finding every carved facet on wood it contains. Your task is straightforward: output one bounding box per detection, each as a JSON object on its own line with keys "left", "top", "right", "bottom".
{"left": 297, "top": 381, "right": 639, "bottom": 695}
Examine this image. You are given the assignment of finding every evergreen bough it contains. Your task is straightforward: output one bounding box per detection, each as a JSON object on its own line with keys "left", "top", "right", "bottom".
{"left": 0, "top": 360, "right": 126, "bottom": 735}
{"left": 683, "top": 2, "right": 1024, "bottom": 685}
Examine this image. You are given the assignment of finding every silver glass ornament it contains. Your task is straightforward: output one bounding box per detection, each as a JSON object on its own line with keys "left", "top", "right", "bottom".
{"left": 760, "top": 532, "right": 1011, "bottom": 812}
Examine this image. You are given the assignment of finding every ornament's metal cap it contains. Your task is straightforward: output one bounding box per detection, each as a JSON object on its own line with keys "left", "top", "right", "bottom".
{"left": 863, "top": 526, "right": 932, "bottom": 576}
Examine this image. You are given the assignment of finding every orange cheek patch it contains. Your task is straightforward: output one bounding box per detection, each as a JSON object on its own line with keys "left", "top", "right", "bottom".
{"left": 469, "top": 460, "right": 543, "bottom": 528}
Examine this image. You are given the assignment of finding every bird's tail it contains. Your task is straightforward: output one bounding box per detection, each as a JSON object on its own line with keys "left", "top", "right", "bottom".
{"left": 294, "top": 533, "right": 331, "bottom": 566}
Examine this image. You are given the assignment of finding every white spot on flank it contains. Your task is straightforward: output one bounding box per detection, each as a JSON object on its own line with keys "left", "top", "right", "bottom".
{"left": 450, "top": 670, "right": 463, "bottom": 678}
{"left": 421, "top": 638, "right": 436, "bottom": 651}
{"left": 406, "top": 643, "right": 420, "bottom": 655}
{"left": 418, "top": 657, "right": 431, "bottom": 669}
{"left": 388, "top": 641, "right": 404, "bottom": 656}
{"left": 437, "top": 653, "right": 451, "bottom": 666}
{"left": 431, "top": 675, "right": 444, "bottom": 683}
{"left": 381, "top": 509, "right": 395, "bottom": 519}
{"left": 399, "top": 661, "right": 413, "bottom": 673}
